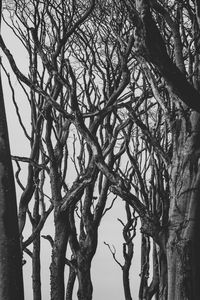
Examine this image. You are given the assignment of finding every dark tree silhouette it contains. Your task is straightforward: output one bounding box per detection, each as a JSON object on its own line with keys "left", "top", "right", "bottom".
{"left": 0, "top": 1, "right": 24, "bottom": 299}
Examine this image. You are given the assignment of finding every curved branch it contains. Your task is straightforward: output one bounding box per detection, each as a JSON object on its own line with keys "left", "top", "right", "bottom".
{"left": 22, "top": 204, "right": 54, "bottom": 249}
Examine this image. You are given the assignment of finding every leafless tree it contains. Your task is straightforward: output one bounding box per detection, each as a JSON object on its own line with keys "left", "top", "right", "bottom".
{"left": 121, "top": 0, "right": 200, "bottom": 299}
{"left": 2, "top": 1, "right": 200, "bottom": 300}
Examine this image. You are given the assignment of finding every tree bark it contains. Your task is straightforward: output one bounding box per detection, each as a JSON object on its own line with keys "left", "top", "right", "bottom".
{"left": 167, "top": 112, "right": 200, "bottom": 299}
{"left": 132, "top": 0, "right": 200, "bottom": 113}
{"left": 123, "top": 265, "right": 133, "bottom": 300}
{"left": 50, "top": 210, "right": 70, "bottom": 300}
{"left": 126, "top": 2, "right": 200, "bottom": 299}
{"left": 65, "top": 264, "right": 76, "bottom": 300}
{"left": 0, "top": 2, "right": 24, "bottom": 298}
{"left": 0, "top": 59, "right": 24, "bottom": 300}
{"left": 76, "top": 257, "right": 93, "bottom": 300}
{"left": 32, "top": 234, "right": 41, "bottom": 300}
{"left": 69, "top": 223, "right": 97, "bottom": 300}
{"left": 158, "top": 251, "right": 167, "bottom": 300}
{"left": 32, "top": 192, "right": 42, "bottom": 300}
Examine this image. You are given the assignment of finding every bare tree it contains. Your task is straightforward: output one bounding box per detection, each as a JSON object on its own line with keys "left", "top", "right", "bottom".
{"left": 104, "top": 203, "right": 137, "bottom": 300}
{"left": 2, "top": 1, "right": 200, "bottom": 300}
{"left": 1, "top": 1, "right": 164, "bottom": 299}
{"left": 120, "top": 0, "right": 200, "bottom": 298}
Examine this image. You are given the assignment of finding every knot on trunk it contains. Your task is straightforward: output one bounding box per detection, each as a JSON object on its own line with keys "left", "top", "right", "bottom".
{"left": 140, "top": 213, "right": 163, "bottom": 245}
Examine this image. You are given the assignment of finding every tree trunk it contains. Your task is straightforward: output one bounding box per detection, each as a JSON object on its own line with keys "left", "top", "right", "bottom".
{"left": 32, "top": 234, "right": 41, "bottom": 300}
{"left": 32, "top": 189, "right": 42, "bottom": 300}
{"left": 167, "top": 111, "right": 200, "bottom": 299}
{"left": 123, "top": 265, "right": 132, "bottom": 300}
{"left": 0, "top": 64, "right": 24, "bottom": 299}
{"left": 158, "top": 251, "right": 167, "bottom": 300}
{"left": 65, "top": 265, "right": 76, "bottom": 300}
{"left": 76, "top": 256, "right": 93, "bottom": 300}
{"left": 50, "top": 211, "right": 69, "bottom": 300}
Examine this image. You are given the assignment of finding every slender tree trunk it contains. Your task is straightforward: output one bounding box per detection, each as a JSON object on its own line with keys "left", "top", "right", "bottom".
{"left": 139, "top": 235, "right": 150, "bottom": 299}
{"left": 32, "top": 189, "right": 42, "bottom": 300}
{"left": 158, "top": 251, "right": 167, "bottom": 300}
{"left": 65, "top": 265, "right": 76, "bottom": 300}
{"left": 123, "top": 265, "right": 132, "bottom": 300}
{"left": 145, "top": 243, "right": 166, "bottom": 300}
{"left": 50, "top": 211, "right": 70, "bottom": 300}
{"left": 0, "top": 61, "right": 24, "bottom": 299}
{"left": 32, "top": 234, "right": 41, "bottom": 300}
{"left": 167, "top": 111, "right": 200, "bottom": 299}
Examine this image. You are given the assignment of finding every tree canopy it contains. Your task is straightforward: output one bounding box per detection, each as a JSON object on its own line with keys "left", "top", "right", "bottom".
{"left": 1, "top": 1, "right": 200, "bottom": 299}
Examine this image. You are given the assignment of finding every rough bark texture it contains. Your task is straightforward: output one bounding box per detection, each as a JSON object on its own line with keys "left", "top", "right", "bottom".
{"left": 167, "top": 112, "right": 200, "bottom": 299}
{"left": 76, "top": 258, "right": 93, "bottom": 300}
{"left": 72, "top": 227, "right": 97, "bottom": 300}
{"left": 50, "top": 211, "right": 70, "bottom": 300}
{"left": 0, "top": 70, "right": 24, "bottom": 299}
